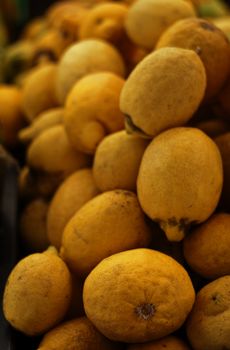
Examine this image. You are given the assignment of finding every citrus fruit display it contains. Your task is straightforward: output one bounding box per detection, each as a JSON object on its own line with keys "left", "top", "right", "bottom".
{"left": 1, "top": 1, "right": 230, "bottom": 349}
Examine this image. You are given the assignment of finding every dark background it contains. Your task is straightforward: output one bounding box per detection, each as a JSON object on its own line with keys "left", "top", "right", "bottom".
{"left": 1, "top": 0, "right": 230, "bottom": 41}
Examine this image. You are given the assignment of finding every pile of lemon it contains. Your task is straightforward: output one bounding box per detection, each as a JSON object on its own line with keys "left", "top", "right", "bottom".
{"left": 1, "top": 1, "right": 230, "bottom": 349}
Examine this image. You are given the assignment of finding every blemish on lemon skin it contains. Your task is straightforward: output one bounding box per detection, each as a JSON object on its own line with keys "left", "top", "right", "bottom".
{"left": 34, "top": 50, "right": 57, "bottom": 64}
{"left": 125, "top": 115, "right": 151, "bottom": 139}
{"left": 195, "top": 46, "right": 202, "bottom": 55}
{"left": 212, "top": 293, "right": 221, "bottom": 304}
{"left": 200, "top": 22, "right": 216, "bottom": 32}
{"left": 157, "top": 217, "right": 193, "bottom": 233}
{"left": 135, "top": 303, "right": 156, "bottom": 320}
{"left": 95, "top": 18, "right": 104, "bottom": 25}
{"left": 114, "top": 189, "right": 133, "bottom": 196}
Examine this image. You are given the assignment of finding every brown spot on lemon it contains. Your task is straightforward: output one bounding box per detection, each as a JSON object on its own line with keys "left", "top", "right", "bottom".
{"left": 200, "top": 21, "right": 216, "bottom": 31}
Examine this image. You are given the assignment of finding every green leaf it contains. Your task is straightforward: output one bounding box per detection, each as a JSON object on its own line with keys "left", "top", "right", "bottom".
{"left": 198, "top": 0, "right": 229, "bottom": 18}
